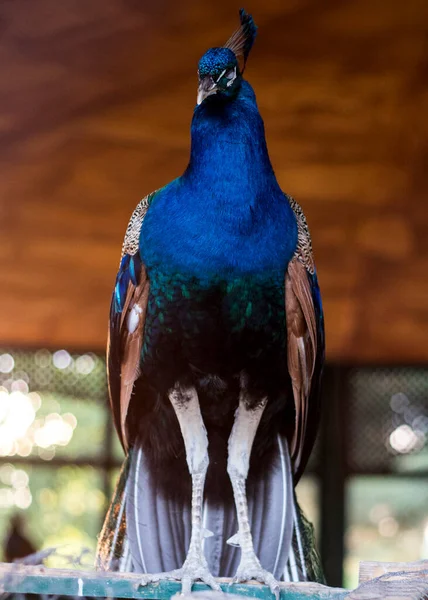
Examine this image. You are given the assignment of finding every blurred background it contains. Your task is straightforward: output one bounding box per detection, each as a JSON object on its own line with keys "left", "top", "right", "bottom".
{"left": 0, "top": 0, "right": 427, "bottom": 590}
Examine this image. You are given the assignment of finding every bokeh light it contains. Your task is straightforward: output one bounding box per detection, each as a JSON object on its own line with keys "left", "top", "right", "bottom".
{"left": 0, "top": 352, "right": 79, "bottom": 460}
{"left": 389, "top": 424, "right": 425, "bottom": 454}
{"left": 0, "top": 354, "right": 15, "bottom": 374}
{"left": 53, "top": 350, "right": 72, "bottom": 370}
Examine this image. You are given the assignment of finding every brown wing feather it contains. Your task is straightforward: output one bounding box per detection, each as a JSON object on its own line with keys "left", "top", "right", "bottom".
{"left": 107, "top": 193, "right": 155, "bottom": 452}
{"left": 107, "top": 266, "right": 149, "bottom": 452}
{"left": 285, "top": 257, "right": 317, "bottom": 471}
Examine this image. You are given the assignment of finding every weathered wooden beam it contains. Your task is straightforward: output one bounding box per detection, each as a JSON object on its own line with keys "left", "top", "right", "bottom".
{"left": 0, "top": 563, "right": 348, "bottom": 599}
{"left": 359, "top": 560, "right": 428, "bottom": 583}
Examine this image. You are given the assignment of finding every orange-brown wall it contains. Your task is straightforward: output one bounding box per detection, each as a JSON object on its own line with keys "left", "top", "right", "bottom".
{"left": 0, "top": 0, "right": 427, "bottom": 362}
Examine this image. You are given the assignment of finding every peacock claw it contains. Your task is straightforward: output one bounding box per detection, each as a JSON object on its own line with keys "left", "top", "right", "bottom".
{"left": 232, "top": 555, "right": 280, "bottom": 600}
{"left": 139, "top": 551, "right": 221, "bottom": 595}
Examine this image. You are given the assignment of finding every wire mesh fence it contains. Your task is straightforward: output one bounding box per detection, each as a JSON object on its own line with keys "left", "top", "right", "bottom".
{"left": 347, "top": 367, "right": 428, "bottom": 474}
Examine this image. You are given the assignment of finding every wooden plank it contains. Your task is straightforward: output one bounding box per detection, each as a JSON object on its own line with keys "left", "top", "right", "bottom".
{"left": 0, "top": 563, "right": 348, "bottom": 599}
{"left": 359, "top": 560, "right": 428, "bottom": 583}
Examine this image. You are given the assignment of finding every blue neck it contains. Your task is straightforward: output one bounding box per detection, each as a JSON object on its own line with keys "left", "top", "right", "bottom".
{"left": 140, "top": 80, "right": 298, "bottom": 282}
{"left": 183, "top": 81, "right": 282, "bottom": 206}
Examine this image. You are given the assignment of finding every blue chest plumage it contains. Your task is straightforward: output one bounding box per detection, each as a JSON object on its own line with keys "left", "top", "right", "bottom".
{"left": 141, "top": 180, "right": 296, "bottom": 282}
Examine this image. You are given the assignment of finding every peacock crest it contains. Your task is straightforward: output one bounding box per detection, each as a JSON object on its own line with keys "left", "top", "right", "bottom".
{"left": 224, "top": 8, "right": 258, "bottom": 73}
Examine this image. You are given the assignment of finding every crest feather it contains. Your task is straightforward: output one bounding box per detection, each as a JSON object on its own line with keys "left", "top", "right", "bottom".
{"left": 224, "top": 9, "right": 257, "bottom": 73}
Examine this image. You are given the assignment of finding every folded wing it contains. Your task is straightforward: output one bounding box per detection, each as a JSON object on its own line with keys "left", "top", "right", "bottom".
{"left": 107, "top": 194, "right": 154, "bottom": 451}
{"left": 286, "top": 198, "right": 325, "bottom": 480}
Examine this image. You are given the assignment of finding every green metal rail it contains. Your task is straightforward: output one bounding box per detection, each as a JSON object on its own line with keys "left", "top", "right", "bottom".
{"left": 0, "top": 564, "right": 348, "bottom": 599}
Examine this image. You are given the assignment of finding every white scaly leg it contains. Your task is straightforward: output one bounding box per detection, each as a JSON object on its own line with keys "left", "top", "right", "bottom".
{"left": 227, "top": 387, "right": 280, "bottom": 599}
{"left": 140, "top": 384, "right": 219, "bottom": 594}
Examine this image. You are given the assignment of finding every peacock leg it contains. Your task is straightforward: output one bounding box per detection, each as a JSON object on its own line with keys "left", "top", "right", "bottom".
{"left": 140, "top": 384, "right": 219, "bottom": 594}
{"left": 227, "top": 391, "right": 280, "bottom": 599}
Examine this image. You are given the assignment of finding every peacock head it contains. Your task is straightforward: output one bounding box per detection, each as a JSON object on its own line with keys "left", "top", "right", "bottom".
{"left": 197, "top": 9, "right": 257, "bottom": 106}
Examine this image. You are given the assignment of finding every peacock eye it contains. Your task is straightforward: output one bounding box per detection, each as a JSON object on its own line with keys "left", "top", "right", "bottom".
{"left": 225, "top": 70, "right": 235, "bottom": 80}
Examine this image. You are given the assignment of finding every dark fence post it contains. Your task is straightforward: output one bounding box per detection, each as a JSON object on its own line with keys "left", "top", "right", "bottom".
{"left": 319, "top": 365, "right": 348, "bottom": 587}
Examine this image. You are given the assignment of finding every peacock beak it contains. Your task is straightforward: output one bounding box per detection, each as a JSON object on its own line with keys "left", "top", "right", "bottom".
{"left": 197, "top": 76, "right": 217, "bottom": 105}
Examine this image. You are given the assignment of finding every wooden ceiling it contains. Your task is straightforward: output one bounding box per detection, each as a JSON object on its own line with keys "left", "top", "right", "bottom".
{"left": 0, "top": 0, "right": 427, "bottom": 363}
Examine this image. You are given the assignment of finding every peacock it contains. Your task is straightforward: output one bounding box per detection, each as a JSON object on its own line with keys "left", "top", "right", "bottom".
{"left": 96, "top": 9, "right": 325, "bottom": 596}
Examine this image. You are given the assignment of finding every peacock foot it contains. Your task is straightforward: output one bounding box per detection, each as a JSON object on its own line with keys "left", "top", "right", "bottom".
{"left": 232, "top": 553, "right": 280, "bottom": 600}
{"left": 139, "top": 549, "right": 220, "bottom": 594}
